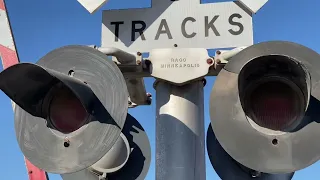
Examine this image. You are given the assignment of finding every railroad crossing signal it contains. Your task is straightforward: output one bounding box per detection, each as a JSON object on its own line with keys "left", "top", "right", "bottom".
{"left": 0, "top": 46, "right": 130, "bottom": 174}
{"left": 3, "top": 40, "right": 320, "bottom": 180}
{"left": 209, "top": 41, "right": 320, "bottom": 174}
{"left": 2, "top": 0, "right": 320, "bottom": 180}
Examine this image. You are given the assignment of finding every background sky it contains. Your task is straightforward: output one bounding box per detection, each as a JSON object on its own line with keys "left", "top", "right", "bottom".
{"left": 1, "top": 0, "right": 320, "bottom": 179}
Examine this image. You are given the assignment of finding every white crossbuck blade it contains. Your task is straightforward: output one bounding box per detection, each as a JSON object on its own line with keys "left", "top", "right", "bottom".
{"left": 77, "top": 0, "right": 110, "bottom": 13}
{"left": 238, "top": 0, "right": 268, "bottom": 13}
{"left": 77, "top": 0, "right": 268, "bottom": 14}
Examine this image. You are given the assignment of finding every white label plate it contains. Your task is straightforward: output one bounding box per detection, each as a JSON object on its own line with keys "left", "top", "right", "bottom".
{"left": 149, "top": 48, "right": 211, "bottom": 84}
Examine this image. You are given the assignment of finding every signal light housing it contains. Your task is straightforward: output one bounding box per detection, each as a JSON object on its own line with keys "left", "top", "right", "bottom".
{"left": 209, "top": 41, "right": 320, "bottom": 173}
{"left": 61, "top": 113, "right": 151, "bottom": 180}
{"left": 206, "top": 123, "right": 295, "bottom": 180}
{"left": 0, "top": 46, "right": 129, "bottom": 174}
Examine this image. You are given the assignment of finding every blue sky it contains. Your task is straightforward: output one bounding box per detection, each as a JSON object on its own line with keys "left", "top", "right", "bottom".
{"left": 1, "top": 0, "right": 320, "bottom": 179}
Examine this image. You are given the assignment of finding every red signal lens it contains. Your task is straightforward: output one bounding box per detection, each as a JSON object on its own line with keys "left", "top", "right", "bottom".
{"left": 247, "top": 81, "right": 302, "bottom": 131}
{"left": 49, "top": 86, "right": 89, "bottom": 133}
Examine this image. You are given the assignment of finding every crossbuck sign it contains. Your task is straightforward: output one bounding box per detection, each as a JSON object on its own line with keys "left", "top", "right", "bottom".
{"left": 101, "top": 0, "right": 260, "bottom": 52}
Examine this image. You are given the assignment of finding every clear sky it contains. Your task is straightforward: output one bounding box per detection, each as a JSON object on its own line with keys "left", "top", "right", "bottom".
{"left": 1, "top": 0, "right": 320, "bottom": 179}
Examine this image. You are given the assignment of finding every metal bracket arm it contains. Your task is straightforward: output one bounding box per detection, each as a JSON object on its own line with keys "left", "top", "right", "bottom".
{"left": 90, "top": 45, "right": 152, "bottom": 107}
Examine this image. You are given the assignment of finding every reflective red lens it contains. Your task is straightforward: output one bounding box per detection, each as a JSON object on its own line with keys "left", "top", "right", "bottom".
{"left": 249, "top": 81, "right": 300, "bottom": 131}
{"left": 49, "top": 86, "right": 88, "bottom": 133}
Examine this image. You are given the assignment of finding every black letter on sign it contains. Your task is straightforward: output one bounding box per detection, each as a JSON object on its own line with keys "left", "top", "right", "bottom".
{"left": 110, "top": 21, "right": 124, "bottom": 42}
{"left": 131, "top": 21, "right": 146, "bottom": 41}
{"left": 205, "top": 16, "right": 220, "bottom": 37}
{"left": 228, "top": 13, "right": 244, "bottom": 35}
{"left": 181, "top": 17, "right": 196, "bottom": 38}
{"left": 155, "top": 19, "right": 173, "bottom": 40}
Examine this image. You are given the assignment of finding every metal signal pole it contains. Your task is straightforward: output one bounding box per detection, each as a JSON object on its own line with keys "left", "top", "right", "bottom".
{"left": 155, "top": 80, "right": 206, "bottom": 180}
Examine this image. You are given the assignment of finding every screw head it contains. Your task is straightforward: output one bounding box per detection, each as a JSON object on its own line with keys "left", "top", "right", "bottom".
{"left": 216, "top": 50, "right": 221, "bottom": 55}
{"left": 250, "top": 170, "right": 261, "bottom": 178}
{"left": 137, "top": 52, "right": 142, "bottom": 56}
{"left": 64, "top": 141, "right": 70, "bottom": 147}
{"left": 64, "top": 138, "right": 70, "bottom": 147}
{"left": 207, "top": 58, "right": 213, "bottom": 64}
{"left": 272, "top": 139, "right": 278, "bottom": 145}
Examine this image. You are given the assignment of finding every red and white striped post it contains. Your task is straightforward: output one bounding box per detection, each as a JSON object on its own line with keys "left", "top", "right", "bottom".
{"left": 0, "top": 0, "right": 48, "bottom": 179}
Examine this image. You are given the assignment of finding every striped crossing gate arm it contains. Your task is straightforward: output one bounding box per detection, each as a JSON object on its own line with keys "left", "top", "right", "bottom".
{"left": 0, "top": 0, "right": 49, "bottom": 179}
